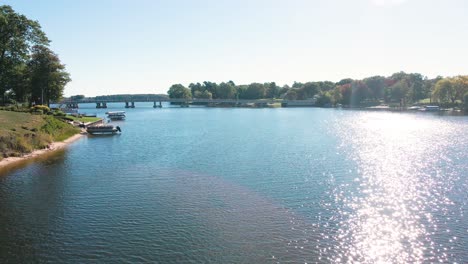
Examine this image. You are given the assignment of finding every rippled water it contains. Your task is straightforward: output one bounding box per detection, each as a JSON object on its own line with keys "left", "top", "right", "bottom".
{"left": 1, "top": 104, "right": 467, "bottom": 263}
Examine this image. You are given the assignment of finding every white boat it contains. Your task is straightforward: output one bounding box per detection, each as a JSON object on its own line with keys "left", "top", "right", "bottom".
{"left": 86, "top": 125, "right": 121, "bottom": 135}
{"left": 106, "top": 111, "right": 126, "bottom": 120}
{"left": 408, "top": 106, "right": 421, "bottom": 110}
{"left": 420, "top": 105, "right": 440, "bottom": 111}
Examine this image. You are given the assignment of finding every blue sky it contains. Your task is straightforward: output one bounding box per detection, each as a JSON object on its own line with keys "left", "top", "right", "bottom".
{"left": 3, "top": 0, "right": 468, "bottom": 96}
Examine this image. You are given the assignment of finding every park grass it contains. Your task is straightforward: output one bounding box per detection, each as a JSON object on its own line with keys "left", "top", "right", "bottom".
{"left": 64, "top": 115, "right": 101, "bottom": 123}
{"left": 0, "top": 111, "right": 80, "bottom": 160}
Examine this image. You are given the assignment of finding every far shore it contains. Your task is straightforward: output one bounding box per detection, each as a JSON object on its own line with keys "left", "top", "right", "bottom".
{"left": 0, "top": 132, "right": 84, "bottom": 169}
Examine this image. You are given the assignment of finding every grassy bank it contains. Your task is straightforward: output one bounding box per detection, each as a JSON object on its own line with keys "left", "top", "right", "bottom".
{"left": 63, "top": 115, "right": 101, "bottom": 123}
{"left": 0, "top": 111, "right": 80, "bottom": 160}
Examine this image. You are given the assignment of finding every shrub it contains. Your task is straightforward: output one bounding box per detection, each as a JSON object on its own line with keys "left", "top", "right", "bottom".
{"left": 53, "top": 110, "right": 66, "bottom": 117}
{"left": 31, "top": 105, "right": 50, "bottom": 114}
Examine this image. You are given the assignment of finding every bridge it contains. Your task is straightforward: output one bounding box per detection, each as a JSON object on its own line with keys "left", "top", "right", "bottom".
{"left": 56, "top": 97, "right": 317, "bottom": 108}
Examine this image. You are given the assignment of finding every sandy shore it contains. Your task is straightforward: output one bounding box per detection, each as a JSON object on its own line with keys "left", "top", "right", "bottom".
{"left": 0, "top": 132, "right": 84, "bottom": 169}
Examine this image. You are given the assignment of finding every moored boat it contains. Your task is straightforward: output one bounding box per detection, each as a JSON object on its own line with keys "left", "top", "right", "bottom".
{"left": 106, "top": 111, "right": 126, "bottom": 120}
{"left": 420, "top": 105, "right": 440, "bottom": 111}
{"left": 86, "top": 125, "right": 121, "bottom": 135}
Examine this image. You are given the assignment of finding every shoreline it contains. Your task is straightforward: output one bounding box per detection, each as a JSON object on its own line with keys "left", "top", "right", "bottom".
{"left": 0, "top": 132, "right": 84, "bottom": 169}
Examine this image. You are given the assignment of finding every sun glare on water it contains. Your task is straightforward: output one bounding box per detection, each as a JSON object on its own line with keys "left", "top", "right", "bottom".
{"left": 332, "top": 112, "right": 464, "bottom": 263}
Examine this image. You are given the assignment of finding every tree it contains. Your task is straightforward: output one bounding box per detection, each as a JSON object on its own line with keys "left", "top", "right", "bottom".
{"left": 331, "top": 87, "right": 342, "bottom": 105}
{"left": 201, "top": 90, "right": 212, "bottom": 99}
{"left": 70, "top": 95, "right": 85, "bottom": 100}
{"left": 216, "top": 82, "right": 236, "bottom": 99}
{"left": 336, "top": 78, "right": 353, "bottom": 86}
{"left": 292, "top": 81, "right": 304, "bottom": 89}
{"left": 236, "top": 85, "right": 248, "bottom": 99}
{"left": 339, "top": 84, "right": 352, "bottom": 105}
{"left": 364, "top": 76, "right": 386, "bottom": 100}
{"left": 168, "top": 84, "right": 192, "bottom": 99}
{"left": 318, "top": 81, "right": 336, "bottom": 92}
{"left": 298, "top": 82, "right": 319, "bottom": 99}
{"left": 407, "top": 73, "right": 425, "bottom": 102}
{"left": 189, "top": 82, "right": 203, "bottom": 95}
{"left": 279, "top": 85, "right": 290, "bottom": 98}
{"left": 464, "top": 92, "right": 468, "bottom": 112}
{"left": 265, "top": 82, "right": 280, "bottom": 98}
{"left": 8, "top": 63, "right": 30, "bottom": 102}
{"left": 28, "top": 45, "right": 70, "bottom": 105}
{"left": 453, "top": 76, "right": 468, "bottom": 102}
{"left": 350, "top": 81, "right": 369, "bottom": 105}
{"left": 315, "top": 91, "right": 332, "bottom": 106}
{"left": 284, "top": 90, "right": 297, "bottom": 100}
{"left": 0, "top": 5, "right": 49, "bottom": 104}
{"left": 386, "top": 80, "right": 409, "bottom": 104}
{"left": 433, "top": 78, "right": 456, "bottom": 103}
{"left": 203, "top": 81, "right": 218, "bottom": 99}
{"left": 242, "top": 83, "right": 265, "bottom": 99}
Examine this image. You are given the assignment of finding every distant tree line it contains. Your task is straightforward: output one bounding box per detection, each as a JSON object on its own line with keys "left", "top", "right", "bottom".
{"left": 0, "top": 5, "right": 70, "bottom": 106}
{"left": 168, "top": 73, "right": 468, "bottom": 108}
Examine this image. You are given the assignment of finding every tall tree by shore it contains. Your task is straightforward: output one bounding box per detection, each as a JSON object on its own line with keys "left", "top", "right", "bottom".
{"left": 0, "top": 5, "right": 69, "bottom": 106}
{"left": 28, "top": 45, "right": 71, "bottom": 106}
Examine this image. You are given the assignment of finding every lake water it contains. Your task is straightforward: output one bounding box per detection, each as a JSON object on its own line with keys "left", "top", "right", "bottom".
{"left": 1, "top": 104, "right": 467, "bottom": 263}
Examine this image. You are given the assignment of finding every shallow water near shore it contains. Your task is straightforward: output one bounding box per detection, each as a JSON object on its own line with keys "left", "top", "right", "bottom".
{"left": 1, "top": 103, "right": 467, "bottom": 263}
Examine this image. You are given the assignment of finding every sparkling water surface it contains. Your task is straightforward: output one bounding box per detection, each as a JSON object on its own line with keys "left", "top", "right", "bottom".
{"left": 1, "top": 104, "right": 467, "bottom": 263}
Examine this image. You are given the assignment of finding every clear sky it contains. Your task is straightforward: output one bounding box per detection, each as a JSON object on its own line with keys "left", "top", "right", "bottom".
{"left": 3, "top": 0, "right": 468, "bottom": 96}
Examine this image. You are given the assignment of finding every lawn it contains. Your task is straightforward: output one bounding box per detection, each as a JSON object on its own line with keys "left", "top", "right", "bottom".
{"left": 65, "top": 115, "right": 102, "bottom": 123}
{"left": 0, "top": 111, "right": 80, "bottom": 160}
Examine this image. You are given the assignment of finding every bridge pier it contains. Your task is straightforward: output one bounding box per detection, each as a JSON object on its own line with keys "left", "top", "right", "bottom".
{"left": 125, "top": 102, "right": 129, "bottom": 108}
{"left": 131, "top": 102, "right": 135, "bottom": 108}
{"left": 96, "top": 102, "right": 107, "bottom": 108}
{"left": 153, "top": 101, "right": 162, "bottom": 108}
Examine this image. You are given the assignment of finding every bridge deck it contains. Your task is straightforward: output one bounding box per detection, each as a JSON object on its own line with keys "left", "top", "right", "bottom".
{"left": 56, "top": 98, "right": 315, "bottom": 104}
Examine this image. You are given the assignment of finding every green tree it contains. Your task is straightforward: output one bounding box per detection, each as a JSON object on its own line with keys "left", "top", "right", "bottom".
{"left": 336, "top": 78, "right": 353, "bottom": 86}
{"left": 0, "top": 5, "right": 49, "bottom": 104}
{"left": 298, "top": 82, "right": 319, "bottom": 99}
{"left": 315, "top": 91, "right": 332, "bottom": 106}
{"left": 331, "top": 87, "right": 342, "bottom": 105}
{"left": 318, "top": 81, "right": 336, "bottom": 92}
{"left": 279, "top": 85, "right": 290, "bottom": 98}
{"left": 216, "top": 82, "right": 236, "bottom": 99}
{"left": 203, "top": 81, "right": 218, "bottom": 98}
{"left": 70, "top": 95, "right": 85, "bottom": 100}
{"left": 168, "top": 84, "right": 192, "bottom": 99}
{"left": 350, "top": 81, "right": 369, "bottom": 105}
{"left": 463, "top": 92, "right": 468, "bottom": 112}
{"left": 242, "top": 83, "right": 265, "bottom": 99}
{"left": 284, "top": 90, "right": 298, "bottom": 100}
{"left": 265, "top": 82, "right": 280, "bottom": 98}
{"left": 201, "top": 90, "right": 212, "bottom": 99}
{"left": 386, "top": 80, "right": 409, "bottom": 104}
{"left": 363, "top": 76, "right": 386, "bottom": 100}
{"left": 194, "top": 89, "right": 212, "bottom": 99}
{"left": 28, "top": 45, "right": 70, "bottom": 105}
{"left": 453, "top": 76, "right": 468, "bottom": 102}
{"left": 9, "top": 63, "right": 30, "bottom": 102}
{"left": 410, "top": 74, "right": 425, "bottom": 102}
{"left": 189, "top": 82, "right": 203, "bottom": 95}
{"left": 433, "top": 78, "right": 456, "bottom": 103}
